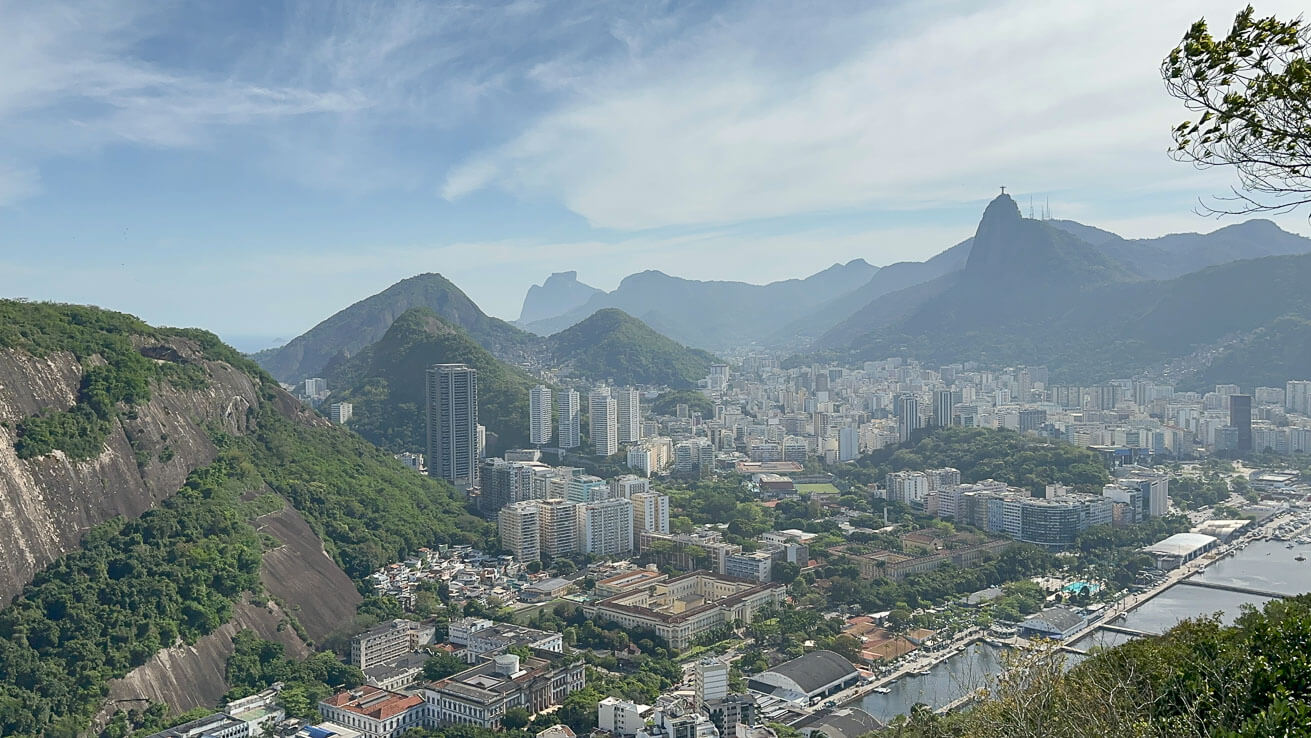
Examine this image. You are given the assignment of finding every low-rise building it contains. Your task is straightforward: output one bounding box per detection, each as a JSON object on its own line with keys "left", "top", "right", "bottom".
{"left": 747, "top": 650, "right": 860, "bottom": 705}
{"left": 588, "top": 572, "right": 785, "bottom": 649}
{"left": 318, "top": 686, "right": 426, "bottom": 738}
{"left": 420, "top": 651, "right": 586, "bottom": 729}
{"left": 598, "top": 696, "right": 652, "bottom": 737}
{"left": 1141, "top": 532, "right": 1219, "bottom": 570}
{"left": 1018, "top": 606, "right": 1087, "bottom": 641}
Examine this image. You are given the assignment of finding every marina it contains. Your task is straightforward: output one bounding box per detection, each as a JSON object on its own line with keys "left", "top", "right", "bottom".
{"left": 843, "top": 509, "right": 1311, "bottom": 721}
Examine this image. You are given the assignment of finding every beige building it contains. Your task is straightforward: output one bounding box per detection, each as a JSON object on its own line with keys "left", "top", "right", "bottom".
{"left": 588, "top": 573, "right": 784, "bottom": 649}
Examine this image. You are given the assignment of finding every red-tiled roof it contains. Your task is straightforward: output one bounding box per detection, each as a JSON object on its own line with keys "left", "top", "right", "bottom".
{"left": 324, "top": 686, "right": 424, "bottom": 720}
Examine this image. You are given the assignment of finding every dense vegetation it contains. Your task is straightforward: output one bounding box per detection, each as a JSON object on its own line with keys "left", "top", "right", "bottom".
{"left": 547, "top": 309, "right": 718, "bottom": 388}
{"left": 0, "top": 302, "right": 495, "bottom": 735}
{"left": 0, "top": 458, "right": 266, "bottom": 737}
{"left": 326, "top": 306, "right": 536, "bottom": 454}
{"left": 885, "top": 595, "right": 1311, "bottom": 737}
{"left": 224, "top": 632, "right": 363, "bottom": 719}
{"left": 253, "top": 272, "right": 537, "bottom": 383}
{"left": 649, "top": 388, "right": 716, "bottom": 418}
{"left": 1, "top": 301, "right": 162, "bottom": 459}
{"left": 243, "top": 393, "right": 494, "bottom": 580}
{"left": 844, "top": 427, "right": 1111, "bottom": 494}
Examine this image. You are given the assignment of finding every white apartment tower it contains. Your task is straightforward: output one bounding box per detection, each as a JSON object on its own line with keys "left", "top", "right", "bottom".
{"left": 426, "top": 364, "right": 479, "bottom": 489}
{"left": 589, "top": 387, "right": 619, "bottom": 457}
{"left": 558, "top": 389, "right": 581, "bottom": 449}
{"left": 576, "top": 498, "right": 634, "bottom": 556}
{"left": 498, "top": 501, "right": 541, "bottom": 561}
{"left": 529, "top": 385, "right": 553, "bottom": 446}
{"left": 616, "top": 387, "right": 642, "bottom": 444}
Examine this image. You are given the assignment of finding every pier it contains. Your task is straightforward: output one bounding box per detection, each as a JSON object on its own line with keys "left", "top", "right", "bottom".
{"left": 1175, "top": 579, "right": 1289, "bottom": 599}
{"left": 1097, "top": 624, "right": 1157, "bottom": 638}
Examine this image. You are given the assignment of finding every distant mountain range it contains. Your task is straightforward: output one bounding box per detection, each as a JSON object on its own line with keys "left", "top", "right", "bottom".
{"left": 254, "top": 202, "right": 1311, "bottom": 392}
{"left": 516, "top": 260, "right": 879, "bottom": 351}
{"left": 815, "top": 193, "right": 1311, "bottom": 383}
{"left": 518, "top": 271, "right": 604, "bottom": 324}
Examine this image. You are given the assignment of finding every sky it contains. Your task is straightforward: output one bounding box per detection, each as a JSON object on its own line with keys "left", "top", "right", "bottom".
{"left": 2, "top": 0, "right": 1309, "bottom": 351}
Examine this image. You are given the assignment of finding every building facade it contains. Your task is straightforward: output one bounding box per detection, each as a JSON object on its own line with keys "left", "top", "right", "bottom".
{"left": 426, "top": 364, "right": 479, "bottom": 489}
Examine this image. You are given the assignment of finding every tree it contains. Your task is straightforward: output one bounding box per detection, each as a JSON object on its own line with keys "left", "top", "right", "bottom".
{"left": 423, "top": 653, "right": 468, "bottom": 681}
{"left": 888, "top": 608, "right": 912, "bottom": 632}
{"left": 1164, "top": 7, "right": 1311, "bottom": 215}
{"left": 502, "top": 707, "right": 531, "bottom": 730}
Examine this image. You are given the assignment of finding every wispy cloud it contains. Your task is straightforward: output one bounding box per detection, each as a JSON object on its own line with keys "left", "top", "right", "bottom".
{"left": 442, "top": 0, "right": 1310, "bottom": 230}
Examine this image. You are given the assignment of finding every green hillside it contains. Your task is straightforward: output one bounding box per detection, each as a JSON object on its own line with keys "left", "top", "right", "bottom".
{"left": 326, "top": 307, "right": 536, "bottom": 453}
{"left": 253, "top": 273, "right": 538, "bottom": 383}
{"left": 548, "top": 308, "right": 718, "bottom": 388}
{"left": 0, "top": 301, "right": 490, "bottom": 736}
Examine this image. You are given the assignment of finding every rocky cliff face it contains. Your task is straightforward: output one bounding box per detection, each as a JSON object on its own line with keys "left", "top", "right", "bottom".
{"left": 0, "top": 339, "right": 261, "bottom": 605}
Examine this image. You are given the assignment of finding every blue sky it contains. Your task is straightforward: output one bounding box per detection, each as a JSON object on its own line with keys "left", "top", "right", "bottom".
{"left": 1, "top": 0, "right": 1308, "bottom": 351}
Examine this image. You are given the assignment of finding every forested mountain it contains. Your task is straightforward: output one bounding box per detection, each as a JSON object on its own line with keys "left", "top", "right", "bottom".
{"left": 547, "top": 309, "right": 719, "bottom": 388}
{"left": 253, "top": 273, "right": 537, "bottom": 383}
{"left": 817, "top": 195, "right": 1311, "bottom": 383}
{"left": 0, "top": 301, "right": 489, "bottom": 736}
{"left": 324, "top": 306, "right": 536, "bottom": 453}
{"left": 520, "top": 260, "right": 878, "bottom": 350}
{"left": 517, "top": 270, "right": 603, "bottom": 324}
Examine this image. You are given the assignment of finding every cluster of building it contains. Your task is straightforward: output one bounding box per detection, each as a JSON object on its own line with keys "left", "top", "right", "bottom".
{"left": 677, "top": 357, "right": 1311, "bottom": 469}
{"left": 876, "top": 466, "right": 1168, "bottom": 550}
{"left": 367, "top": 545, "right": 553, "bottom": 612}
{"left": 143, "top": 689, "right": 286, "bottom": 738}
{"left": 489, "top": 462, "right": 671, "bottom": 561}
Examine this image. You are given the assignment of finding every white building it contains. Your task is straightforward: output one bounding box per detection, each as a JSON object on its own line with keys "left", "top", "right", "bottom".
{"left": 499, "top": 501, "right": 541, "bottom": 562}
{"left": 558, "top": 390, "right": 581, "bottom": 449}
{"left": 318, "top": 686, "right": 425, "bottom": 738}
{"left": 539, "top": 499, "right": 580, "bottom": 557}
{"left": 631, "top": 492, "right": 671, "bottom": 535}
{"left": 694, "top": 658, "right": 729, "bottom": 706}
{"left": 530, "top": 385, "right": 553, "bottom": 446}
{"left": 590, "top": 388, "right": 619, "bottom": 457}
{"left": 616, "top": 387, "right": 642, "bottom": 444}
{"left": 598, "top": 697, "right": 652, "bottom": 737}
{"left": 330, "top": 402, "right": 354, "bottom": 424}
{"left": 577, "top": 498, "right": 634, "bottom": 556}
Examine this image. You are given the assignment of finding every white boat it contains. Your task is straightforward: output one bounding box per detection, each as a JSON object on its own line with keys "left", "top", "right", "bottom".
{"left": 873, "top": 687, "right": 892, "bottom": 694}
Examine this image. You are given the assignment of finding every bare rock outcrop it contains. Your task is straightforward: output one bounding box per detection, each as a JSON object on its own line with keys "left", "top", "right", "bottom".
{"left": 0, "top": 339, "right": 261, "bottom": 604}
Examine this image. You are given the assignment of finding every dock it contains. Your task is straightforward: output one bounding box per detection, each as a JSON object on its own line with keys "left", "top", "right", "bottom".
{"left": 1174, "top": 579, "right": 1289, "bottom": 599}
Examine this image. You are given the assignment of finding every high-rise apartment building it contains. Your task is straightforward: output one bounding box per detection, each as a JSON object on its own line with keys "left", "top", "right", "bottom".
{"left": 631, "top": 491, "right": 671, "bottom": 534}
{"left": 1230, "top": 394, "right": 1252, "bottom": 452}
{"left": 558, "top": 390, "right": 581, "bottom": 449}
{"left": 498, "top": 501, "right": 541, "bottom": 561}
{"left": 616, "top": 387, "right": 642, "bottom": 444}
{"left": 1286, "top": 380, "right": 1311, "bottom": 415}
{"left": 896, "top": 394, "right": 921, "bottom": 442}
{"left": 577, "top": 498, "right": 634, "bottom": 556}
{"left": 529, "top": 385, "right": 553, "bottom": 446}
{"left": 610, "top": 475, "right": 650, "bottom": 499}
{"left": 693, "top": 658, "right": 729, "bottom": 707}
{"left": 538, "top": 499, "right": 580, "bottom": 557}
{"left": 329, "top": 401, "right": 353, "bottom": 424}
{"left": 589, "top": 388, "right": 618, "bottom": 456}
{"left": 479, "top": 459, "right": 543, "bottom": 516}
{"left": 933, "top": 389, "right": 954, "bottom": 427}
{"left": 426, "top": 364, "right": 479, "bottom": 489}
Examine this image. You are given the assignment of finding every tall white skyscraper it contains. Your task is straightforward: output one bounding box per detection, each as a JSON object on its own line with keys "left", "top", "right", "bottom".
{"left": 576, "top": 498, "right": 633, "bottom": 555}
{"left": 616, "top": 387, "right": 641, "bottom": 444}
{"left": 498, "top": 501, "right": 541, "bottom": 561}
{"left": 589, "top": 387, "right": 618, "bottom": 456}
{"left": 529, "top": 385, "right": 553, "bottom": 446}
{"left": 557, "top": 390, "right": 580, "bottom": 449}
{"left": 426, "top": 364, "right": 479, "bottom": 489}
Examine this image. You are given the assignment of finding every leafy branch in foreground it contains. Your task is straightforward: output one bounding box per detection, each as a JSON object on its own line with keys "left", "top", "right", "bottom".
{"left": 1164, "top": 6, "right": 1311, "bottom": 216}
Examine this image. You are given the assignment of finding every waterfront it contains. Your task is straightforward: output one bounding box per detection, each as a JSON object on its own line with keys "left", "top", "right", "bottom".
{"left": 856, "top": 534, "right": 1311, "bottom": 721}
{"left": 858, "top": 643, "right": 1006, "bottom": 724}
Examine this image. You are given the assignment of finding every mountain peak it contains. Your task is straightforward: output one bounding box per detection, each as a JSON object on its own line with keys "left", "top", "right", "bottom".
{"left": 518, "top": 270, "right": 603, "bottom": 324}
{"left": 979, "top": 193, "right": 1022, "bottom": 230}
